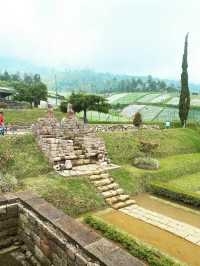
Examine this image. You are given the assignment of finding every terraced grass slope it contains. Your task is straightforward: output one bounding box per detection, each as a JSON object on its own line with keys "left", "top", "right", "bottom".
{"left": 100, "top": 128, "right": 200, "bottom": 195}
{"left": 0, "top": 135, "right": 106, "bottom": 217}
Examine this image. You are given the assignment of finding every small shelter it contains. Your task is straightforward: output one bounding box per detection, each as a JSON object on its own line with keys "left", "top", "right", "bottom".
{"left": 0, "top": 87, "right": 14, "bottom": 99}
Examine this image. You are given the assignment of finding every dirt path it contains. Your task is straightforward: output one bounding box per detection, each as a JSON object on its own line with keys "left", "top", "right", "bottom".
{"left": 98, "top": 209, "right": 200, "bottom": 266}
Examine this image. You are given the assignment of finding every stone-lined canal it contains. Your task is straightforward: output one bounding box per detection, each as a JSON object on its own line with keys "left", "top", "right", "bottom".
{"left": 97, "top": 193, "right": 200, "bottom": 266}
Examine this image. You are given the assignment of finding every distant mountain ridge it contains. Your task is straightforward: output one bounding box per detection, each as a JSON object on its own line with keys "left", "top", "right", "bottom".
{"left": 0, "top": 56, "right": 199, "bottom": 92}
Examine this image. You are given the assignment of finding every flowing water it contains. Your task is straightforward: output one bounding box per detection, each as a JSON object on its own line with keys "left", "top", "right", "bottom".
{"left": 97, "top": 193, "right": 200, "bottom": 266}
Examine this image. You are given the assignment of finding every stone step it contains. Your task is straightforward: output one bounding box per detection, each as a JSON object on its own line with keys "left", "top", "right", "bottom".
{"left": 89, "top": 174, "right": 103, "bottom": 181}
{"left": 112, "top": 199, "right": 136, "bottom": 210}
{"left": 89, "top": 173, "right": 110, "bottom": 181}
{"left": 102, "top": 188, "right": 124, "bottom": 199}
{"left": 97, "top": 183, "right": 119, "bottom": 192}
{"left": 106, "top": 194, "right": 130, "bottom": 205}
{"left": 99, "top": 173, "right": 110, "bottom": 179}
{"left": 93, "top": 178, "right": 114, "bottom": 187}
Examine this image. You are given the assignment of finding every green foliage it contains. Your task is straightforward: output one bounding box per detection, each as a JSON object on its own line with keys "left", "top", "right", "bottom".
{"left": 84, "top": 215, "right": 183, "bottom": 266}
{"left": 179, "top": 33, "right": 190, "bottom": 127}
{"left": 60, "top": 101, "right": 68, "bottom": 113}
{"left": 138, "top": 139, "right": 159, "bottom": 157}
{"left": 149, "top": 181, "right": 200, "bottom": 208}
{"left": 0, "top": 71, "right": 48, "bottom": 107}
{"left": 14, "top": 77, "right": 48, "bottom": 107}
{"left": 133, "top": 112, "right": 142, "bottom": 127}
{"left": 69, "top": 92, "right": 110, "bottom": 123}
{"left": 0, "top": 173, "right": 19, "bottom": 193}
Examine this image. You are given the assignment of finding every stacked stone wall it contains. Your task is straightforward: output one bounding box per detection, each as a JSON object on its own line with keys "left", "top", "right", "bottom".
{"left": 33, "top": 115, "right": 109, "bottom": 171}
{"left": 0, "top": 193, "right": 143, "bottom": 266}
{"left": 0, "top": 201, "right": 18, "bottom": 249}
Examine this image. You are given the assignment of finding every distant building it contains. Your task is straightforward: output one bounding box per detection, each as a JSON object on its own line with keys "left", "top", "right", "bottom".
{"left": 0, "top": 87, "right": 14, "bottom": 99}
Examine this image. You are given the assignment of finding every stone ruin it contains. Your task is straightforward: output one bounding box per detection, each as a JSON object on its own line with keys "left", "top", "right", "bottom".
{"left": 0, "top": 192, "right": 142, "bottom": 266}
{"left": 33, "top": 107, "right": 109, "bottom": 171}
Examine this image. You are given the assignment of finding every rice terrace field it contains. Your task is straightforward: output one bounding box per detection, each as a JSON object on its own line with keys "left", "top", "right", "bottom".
{"left": 107, "top": 92, "right": 200, "bottom": 123}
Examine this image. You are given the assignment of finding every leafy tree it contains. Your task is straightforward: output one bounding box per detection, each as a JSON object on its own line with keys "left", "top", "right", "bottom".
{"left": 67, "top": 93, "right": 110, "bottom": 123}
{"left": 0, "top": 70, "right": 10, "bottom": 81}
{"left": 60, "top": 101, "right": 68, "bottom": 113}
{"left": 179, "top": 33, "right": 190, "bottom": 127}
{"left": 14, "top": 74, "right": 47, "bottom": 107}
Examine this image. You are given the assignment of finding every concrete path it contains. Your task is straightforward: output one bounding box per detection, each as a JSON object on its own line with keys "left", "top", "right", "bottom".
{"left": 121, "top": 204, "right": 200, "bottom": 246}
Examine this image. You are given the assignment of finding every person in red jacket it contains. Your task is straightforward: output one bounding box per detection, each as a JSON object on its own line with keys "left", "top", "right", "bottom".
{"left": 0, "top": 111, "right": 5, "bottom": 135}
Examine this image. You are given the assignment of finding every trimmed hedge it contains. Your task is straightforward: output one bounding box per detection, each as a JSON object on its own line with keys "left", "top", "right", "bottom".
{"left": 149, "top": 181, "right": 200, "bottom": 208}
{"left": 84, "top": 215, "right": 184, "bottom": 266}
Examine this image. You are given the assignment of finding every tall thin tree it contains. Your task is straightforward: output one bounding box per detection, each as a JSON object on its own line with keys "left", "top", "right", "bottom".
{"left": 179, "top": 33, "right": 190, "bottom": 127}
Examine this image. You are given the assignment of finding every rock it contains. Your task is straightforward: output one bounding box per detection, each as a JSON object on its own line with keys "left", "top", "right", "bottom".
{"left": 65, "top": 160, "right": 72, "bottom": 170}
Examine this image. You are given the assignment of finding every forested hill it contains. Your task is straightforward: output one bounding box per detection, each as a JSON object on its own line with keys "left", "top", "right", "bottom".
{"left": 0, "top": 56, "right": 200, "bottom": 93}
{"left": 44, "top": 69, "right": 178, "bottom": 93}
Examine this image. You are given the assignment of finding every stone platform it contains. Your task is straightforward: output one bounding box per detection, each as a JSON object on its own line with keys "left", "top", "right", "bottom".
{"left": 58, "top": 163, "right": 120, "bottom": 177}
{"left": 121, "top": 204, "right": 200, "bottom": 246}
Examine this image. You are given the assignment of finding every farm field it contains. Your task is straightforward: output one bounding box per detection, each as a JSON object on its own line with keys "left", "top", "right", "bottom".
{"left": 121, "top": 104, "right": 145, "bottom": 117}
{"left": 107, "top": 92, "right": 200, "bottom": 123}
{"left": 78, "top": 110, "right": 130, "bottom": 122}
{"left": 150, "top": 93, "right": 171, "bottom": 103}
{"left": 107, "top": 93, "right": 128, "bottom": 103}
{"left": 108, "top": 92, "right": 200, "bottom": 106}
{"left": 136, "top": 93, "right": 161, "bottom": 103}
{"left": 109, "top": 92, "right": 147, "bottom": 104}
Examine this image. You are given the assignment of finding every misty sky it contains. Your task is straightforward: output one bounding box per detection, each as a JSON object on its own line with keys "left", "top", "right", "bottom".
{"left": 1, "top": 0, "right": 200, "bottom": 81}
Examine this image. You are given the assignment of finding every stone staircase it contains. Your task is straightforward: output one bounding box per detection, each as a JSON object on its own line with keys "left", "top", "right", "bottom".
{"left": 89, "top": 171, "right": 135, "bottom": 209}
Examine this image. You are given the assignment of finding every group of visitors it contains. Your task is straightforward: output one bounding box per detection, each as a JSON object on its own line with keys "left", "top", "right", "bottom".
{"left": 0, "top": 111, "right": 5, "bottom": 135}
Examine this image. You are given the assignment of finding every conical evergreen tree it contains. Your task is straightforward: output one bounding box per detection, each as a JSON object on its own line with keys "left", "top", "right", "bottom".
{"left": 179, "top": 33, "right": 190, "bottom": 127}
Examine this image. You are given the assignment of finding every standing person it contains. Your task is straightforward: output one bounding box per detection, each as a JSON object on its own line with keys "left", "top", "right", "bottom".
{"left": 0, "top": 111, "right": 5, "bottom": 135}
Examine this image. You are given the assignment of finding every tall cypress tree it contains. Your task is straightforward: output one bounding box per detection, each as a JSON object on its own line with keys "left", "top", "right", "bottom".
{"left": 179, "top": 33, "right": 190, "bottom": 127}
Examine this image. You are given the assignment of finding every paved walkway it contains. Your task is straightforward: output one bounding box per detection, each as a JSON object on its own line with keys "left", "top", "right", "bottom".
{"left": 121, "top": 204, "right": 200, "bottom": 246}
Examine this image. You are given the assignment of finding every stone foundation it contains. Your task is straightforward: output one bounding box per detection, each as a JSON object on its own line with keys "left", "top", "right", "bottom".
{"left": 33, "top": 114, "right": 110, "bottom": 171}
{"left": 93, "top": 124, "right": 160, "bottom": 132}
{"left": 0, "top": 192, "right": 143, "bottom": 266}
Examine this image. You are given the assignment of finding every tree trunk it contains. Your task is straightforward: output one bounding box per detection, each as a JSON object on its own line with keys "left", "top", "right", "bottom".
{"left": 83, "top": 109, "right": 88, "bottom": 124}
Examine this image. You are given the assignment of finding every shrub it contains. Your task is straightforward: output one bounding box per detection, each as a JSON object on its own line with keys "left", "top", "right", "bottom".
{"left": 138, "top": 139, "right": 159, "bottom": 157}
{"left": 149, "top": 181, "right": 200, "bottom": 208}
{"left": 133, "top": 157, "right": 159, "bottom": 170}
{"left": 133, "top": 112, "right": 142, "bottom": 127}
{"left": 60, "top": 101, "right": 68, "bottom": 113}
{"left": 0, "top": 173, "right": 19, "bottom": 192}
{"left": 84, "top": 215, "right": 183, "bottom": 266}
{"left": 0, "top": 150, "right": 14, "bottom": 169}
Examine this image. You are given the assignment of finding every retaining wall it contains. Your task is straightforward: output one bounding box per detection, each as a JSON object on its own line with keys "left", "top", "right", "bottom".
{"left": 0, "top": 192, "right": 143, "bottom": 266}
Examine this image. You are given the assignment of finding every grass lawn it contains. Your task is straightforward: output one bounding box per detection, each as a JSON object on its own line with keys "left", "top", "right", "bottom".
{"left": 3, "top": 109, "right": 63, "bottom": 124}
{"left": 0, "top": 135, "right": 106, "bottom": 217}
{"left": 167, "top": 172, "right": 200, "bottom": 193}
{"left": 100, "top": 128, "right": 200, "bottom": 195}
{"left": 3, "top": 108, "right": 130, "bottom": 125}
